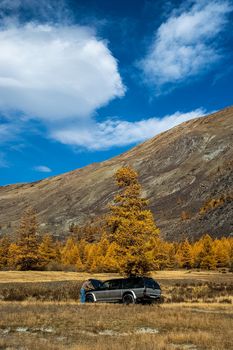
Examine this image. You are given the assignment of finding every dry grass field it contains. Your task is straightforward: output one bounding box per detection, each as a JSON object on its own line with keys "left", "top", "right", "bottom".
{"left": 0, "top": 302, "right": 232, "bottom": 350}
{"left": 0, "top": 270, "right": 232, "bottom": 349}
{"left": 0, "top": 269, "right": 232, "bottom": 284}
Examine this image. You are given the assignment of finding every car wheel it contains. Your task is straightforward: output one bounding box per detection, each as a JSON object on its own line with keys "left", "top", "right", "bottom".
{"left": 123, "top": 293, "right": 135, "bottom": 305}
{"left": 85, "top": 294, "right": 95, "bottom": 303}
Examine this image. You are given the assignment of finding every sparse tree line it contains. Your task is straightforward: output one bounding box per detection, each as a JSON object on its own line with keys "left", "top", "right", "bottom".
{"left": 0, "top": 166, "right": 232, "bottom": 274}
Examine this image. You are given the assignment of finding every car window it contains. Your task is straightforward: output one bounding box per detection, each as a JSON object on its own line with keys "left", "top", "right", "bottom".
{"left": 122, "top": 278, "right": 144, "bottom": 289}
{"left": 144, "top": 278, "right": 160, "bottom": 289}
{"left": 108, "top": 280, "right": 122, "bottom": 290}
{"left": 101, "top": 281, "right": 110, "bottom": 290}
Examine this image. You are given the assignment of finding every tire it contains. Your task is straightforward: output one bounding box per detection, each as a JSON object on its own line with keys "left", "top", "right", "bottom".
{"left": 122, "top": 293, "right": 135, "bottom": 305}
{"left": 85, "top": 294, "right": 95, "bottom": 303}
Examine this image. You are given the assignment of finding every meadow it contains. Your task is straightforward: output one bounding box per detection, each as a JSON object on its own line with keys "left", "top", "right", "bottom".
{"left": 0, "top": 270, "right": 232, "bottom": 349}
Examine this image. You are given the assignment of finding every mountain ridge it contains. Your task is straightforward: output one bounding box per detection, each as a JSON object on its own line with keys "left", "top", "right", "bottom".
{"left": 0, "top": 106, "right": 233, "bottom": 241}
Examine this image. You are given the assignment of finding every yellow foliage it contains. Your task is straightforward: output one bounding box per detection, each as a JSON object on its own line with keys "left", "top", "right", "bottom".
{"left": 176, "top": 239, "right": 193, "bottom": 269}
{"left": 198, "top": 234, "right": 217, "bottom": 270}
{"left": 106, "top": 166, "right": 160, "bottom": 276}
{"left": 1, "top": 188, "right": 233, "bottom": 273}
{"left": 61, "top": 237, "right": 83, "bottom": 269}
{"left": 14, "top": 207, "right": 41, "bottom": 270}
{"left": 7, "top": 243, "right": 22, "bottom": 269}
{"left": 38, "top": 234, "right": 58, "bottom": 268}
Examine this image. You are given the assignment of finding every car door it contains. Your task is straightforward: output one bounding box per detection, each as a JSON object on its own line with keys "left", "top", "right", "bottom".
{"left": 122, "top": 278, "right": 144, "bottom": 299}
{"left": 93, "top": 280, "right": 111, "bottom": 301}
{"left": 107, "top": 279, "right": 122, "bottom": 302}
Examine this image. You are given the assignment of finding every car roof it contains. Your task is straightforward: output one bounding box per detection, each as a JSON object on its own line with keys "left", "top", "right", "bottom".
{"left": 103, "top": 277, "right": 151, "bottom": 282}
{"left": 103, "top": 278, "right": 123, "bottom": 283}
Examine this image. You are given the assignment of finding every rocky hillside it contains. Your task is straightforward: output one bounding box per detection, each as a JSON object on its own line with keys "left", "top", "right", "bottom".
{"left": 0, "top": 106, "right": 233, "bottom": 241}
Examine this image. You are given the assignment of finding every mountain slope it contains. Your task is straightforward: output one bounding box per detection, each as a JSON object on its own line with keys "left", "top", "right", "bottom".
{"left": 0, "top": 106, "right": 233, "bottom": 241}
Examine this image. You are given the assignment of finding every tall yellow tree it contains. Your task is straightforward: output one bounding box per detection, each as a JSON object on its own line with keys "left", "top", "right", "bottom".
{"left": 15, "top": 207, "right": 41, "bottom": 270}
{"left": 148, "top": 238, "right": 176, "bottom": 270}
{"left": 104, "top": 241, "right": 119, "bottom": 272}
{"left": 107, "top": 166, "right": 160, "bottom": 276}
{"left": 198, "top": 234, "right": 217, "bottom": 270}
{"left": 176, "top": 239, "right": 193, "bottom": 269}
{"left": 61, "top": 237, "right": 83, "bottom": 270}
{"left": 212, "top": 238, "right": 230, "bottom": 268}
{"left": 38, "top": 234, "right": 58, "bottom": 269}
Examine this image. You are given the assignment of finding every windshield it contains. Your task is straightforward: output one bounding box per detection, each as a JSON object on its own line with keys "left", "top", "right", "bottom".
{"left": 144, "top": 278, "right": 160, "bottom": 289}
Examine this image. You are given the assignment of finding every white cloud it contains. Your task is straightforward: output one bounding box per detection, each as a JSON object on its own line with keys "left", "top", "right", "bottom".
{"left": 141, "top": 0, "right": 232, "bottom": 89}
{"left": 0, "top": 23, "right": 125, "bottom": 121}
{"left": 0, "top": 1, "right": 217, "bottom": 158}
{"left": 51, "top": 108, "right": 206, "bottom": 150}
{"left": 34, "top": 165, "right": 52, "bottom": 173}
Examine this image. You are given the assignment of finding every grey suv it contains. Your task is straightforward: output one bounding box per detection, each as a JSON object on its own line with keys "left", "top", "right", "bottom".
{"left": 85, "top": 277, "right": 161, "bottom": 304}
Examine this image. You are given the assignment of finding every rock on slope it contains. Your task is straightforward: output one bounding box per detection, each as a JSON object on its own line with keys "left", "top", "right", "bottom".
{"left": 0, "top": 106, "right": 232, "bottom": 241}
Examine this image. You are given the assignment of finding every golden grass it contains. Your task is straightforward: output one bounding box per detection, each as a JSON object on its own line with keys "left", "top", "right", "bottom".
{"left": 0, "top": 270, "right": 232, "bottom": 349}
{"left": 0, "top": 270, "right": 120, "bottom": 283}
{"left": 0, "top": 301, "right": 232, "bottom": 350}
{"left": 0, "top": 269, "right": 232, "bottom": 284}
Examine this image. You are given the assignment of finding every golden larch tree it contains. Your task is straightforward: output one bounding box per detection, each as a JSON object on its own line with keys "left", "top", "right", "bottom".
{"left": 38, "top": 234, "right": 58, "bottom": 269}
{"left": 61, "top": 237, "right": 83, "bottom": 270}
{"left": 15, "top": 207, "right": 41, "bottom": 270}
{"left": 198, "top": 234, "right": 217, "bottom": 270}
{"left": 150, "top": 238, "right": 177, "bottom": 270}
{"left": 176, "top": 239, "right": 193, "bottom": 269}
{"left": 107, "top": 166, "right": 160, "bottom": 276}
{"left": 212, "top": 238, "right": 230, "bottom": 268}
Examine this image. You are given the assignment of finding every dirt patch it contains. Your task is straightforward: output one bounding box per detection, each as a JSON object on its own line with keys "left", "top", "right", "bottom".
{"left": 171, "top": 344, "right": 198, "bottom": 350}
{"left": 83, "top": 327, "right": 159, "bottom": 337}
{"left": 0, "top": 326, "right": 55, "bottom": 335}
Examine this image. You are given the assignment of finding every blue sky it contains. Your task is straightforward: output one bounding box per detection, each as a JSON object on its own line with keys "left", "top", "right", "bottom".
{"left": 0, "top": 0, "right": 232, "bottom": 185}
